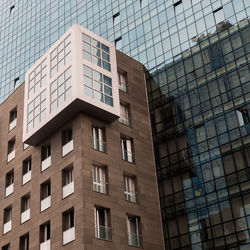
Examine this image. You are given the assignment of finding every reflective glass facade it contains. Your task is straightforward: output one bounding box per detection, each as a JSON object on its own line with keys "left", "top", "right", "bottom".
{"left": 0, "top": 0, "right": 250, "bottom": 249}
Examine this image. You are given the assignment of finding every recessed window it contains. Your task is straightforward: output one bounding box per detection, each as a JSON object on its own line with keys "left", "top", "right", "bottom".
{"left": 3, "top": 206, "right": 12, "bottom": 234}
{"left": 7, "top": 137, "right": 15, "bottom": 162}
{"left": 62, "top": 208, "right": 75, "bottom": 245}
{"left": 40, "top": 221, "right": 50, "bottom": 248}
{"left": 10, "top": 5, "right": 15, "bottom": 13}
{"left": 19, "top": 233, "right": 29, "bottom": 250}
{"left": 92, "top": 127, "right": 106, "bottom": 152}
{"left": 14, "top": 77, "right": 19, "bottom": 89}
{"left": 127, "top": 215, "right": 142, "bottom": 247}
{"left": 119, "top": 103, "right": 131, "bottom": 126}
{"left": 94, "top": 206, "right": 112, "bottom": 240}
{"left": 2, "top": 243, "right": 10, "bottom": 250}
{"left": 113, "top": 12, "right": 120, "bottom": 26}
{"left": 62, "top": 128, "right": 73, "bottom": 156}
{"left": 117, "top": 72, "right": 128, "bottom": 93}
{"left": 40, "top": 180, "right": 51, "bottom": 212}
{"left": 22, "top": 157, "right": 32, "bottom": 185}
{"left": 9, "top": 107, "right": 17, "bottom": 131}
{"left": 124, "top": 175, "right": 137, "bottom": 203}
{"left": 208, "top": 42, "right": 224, "bottom": 70}
{"left": 115, "top": 37, "right": 122, "bottom": 50}
{"left": 5, "top": 170, "right": 14, "bottom": 197}
{"left": 121, "top": 135, "right": 134, "bottom": 163}
{"left": 21, "top": 194, "right": 30, "bottom": 224}
{"left": 236, "top": 107, "right": 250, "bottom": 126}
{"left": 174, "top": 0, "right": 183, "bottom": 15}
{"left": 62, "top": 165, "right": 74, "bottom": 198}
{"left": 41, "top": 144, "right": 51, "bottom": 171}
{"left": 213, "top": 7, "right": 224, "bottom": 24}
{"left": 92, "top": 165, "right": 108, "bottom": 194}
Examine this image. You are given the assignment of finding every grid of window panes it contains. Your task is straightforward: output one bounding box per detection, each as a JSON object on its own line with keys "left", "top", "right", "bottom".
{"left": 27, "top": 90, "right": 46, "bottom": 132}
{"left": 50, "top": 35, "right": 71, "bottom": 78}
{"left": 83, "top": 65, "right": 113, "bottom": 107}
{"left": 28, "top": 59, "right": 47, "bottom": 99}
{"left": 50, "top": 66, "right": 72, "bottom": 113}
{"left": 147, "top": 17, "right": 250, "bottom": 249}
{"left": 0, "top": 0, "right": 248, "bottom": 104}
{"left": 82, "top": 33, "right": 111, "bottom": 72}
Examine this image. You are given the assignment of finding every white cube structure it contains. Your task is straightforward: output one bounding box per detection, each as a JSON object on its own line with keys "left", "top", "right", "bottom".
{"left": 23, "top": 24, "right": 119, "bottom": 145}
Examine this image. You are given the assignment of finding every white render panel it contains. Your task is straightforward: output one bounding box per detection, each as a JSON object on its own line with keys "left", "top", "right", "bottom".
{"left": 3, "top": 221, "right": 11, "bottom": 234}
{"left": 21, "top": 209, "right": 30, "bottom": 223}
{"left": 40, "top": 240, "right": 50, "bottom": 250}
{"left": 23, "top": 171, "right": 31, "bottom": 185}
{"left": 9, "top": 118, "right": 17, "bottom": 131}
{"left": 41, "top": 156, "right": 51, "bottom": 172}
{"left": 41, "top": 196, "right": 51, "bottom": 212}
{"left": 5, "top": 184, "right": 14, "bottom": 197}
{"left": 63, "top": 181, "right": 74, "bottom": 198}
{"left": 63, "top": 227, "right": 75, "bottom": 245}
{"left": 62, "top": 140, "right": 73, "bottom": 157}
{"left": 7, "top": 150, "right": 15, "bottom": 163}
{"left": 23, "top": 24, "right": 119, "bottom": 145}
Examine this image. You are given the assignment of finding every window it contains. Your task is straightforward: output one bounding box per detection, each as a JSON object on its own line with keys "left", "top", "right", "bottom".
{"left": 213, "top": 7, "right": 225, "bottom": 24}
{"left": 19, "top": 233, "right": 29, "bottom": 250}
{"left": 3, "top": 206, "right": 12, "bottom": 234}
{"left": 62, "top": 208, "right": 75, "bottom": 244}
{"left": 82, "top": 33, "right": 111, "bottom": 72}
{"left": 40, "top": 222, "right": 50, "bottom": 246}
{"left": 174, "top": 0, "right": 183, "bottom": 15}
{"left": 92, "top": 127, "right": 106, "bottom": 152}
{"left": 209, "top": 42, "right": 224, "bottom": 70}
{"left": 62, "top": 166, "right": 74, "bottom": 198}
{"left": 40, "top": 180, "right": 51, "bottom": 212}
{"left": 9, "top": 107, "right": 17, "bottom": 131}
{"left": 127, "top": 215, "right": 142, "bottom": 247}
{"left": 5, "top": 170, "right": 14, "bottom": 197}
{"left": 115, "top": 37, "right": 122, "bottom": 50}
{"left": 124, "top": 175, "right": 137, "bottom": 203}
{"left": 92, "top": 165, "right": 108, "bottom": 194}
{"left": 41, "top": 144, "right": 51, "bottom": 171}
{"left": 22, "top": 157, "right": 32, "bottom": 185}
{"left": 119, "top": 103, "right": 131, "bottom": 126}
{"left": 21, "top": 194, "right": 30, "bottom": 224}
{"left": 236, "top": 107, "right": 250, "bottom": 126}
{"left": 94, "top": 206, "right": 112, "bottom": 240}
{"left": 14, "top": 77, "right": 19, "bottom": 89}
{"left": 7, "top": 137, "right": 15, "bottom": 162}
{"left": 121, "top": 136, "right": 134, "bottom": 163}
{"left": 10, "top": 5, "right": 14, "bottom": 13}
{"left": 117, "top": 72, "right": 128, "bottom": 93}
{"left": 2, "top": 243, "right": 10, "bottom": 250}
{"left": 83, "top": 65, "right": 113, "bottom": 107}
{"left": 113, "top": 12, "right": 120, "bottom": 25}
{"left": 62, "top": 128, "right": 73, "bottom": 156}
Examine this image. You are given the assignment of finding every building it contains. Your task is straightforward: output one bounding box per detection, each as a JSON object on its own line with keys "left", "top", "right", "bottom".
{"left": 0, "top": 25, "right": 164, "bottom": 250}
{"left": 147, "top": 17, "right": 250, "bottom": 249}
{"left": 0, "top": 0, "right": 249, "bottom": 249}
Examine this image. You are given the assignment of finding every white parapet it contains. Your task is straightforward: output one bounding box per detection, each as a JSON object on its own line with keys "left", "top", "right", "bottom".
{"left": 5, "top": 184, "right": 14, "bottom": 197}
{"left": 41, "top": 156, "right": 51, "bottom": 171}
{"left": 7, "top": 150, "right": 15, "bottom": 162}
{"left": 62, "top": 140, "right": 73, "bottom": 157}
{"left": 21, "top": 209, "right": 30, "bottom": 223}
{"left": 41, "top": 196, "right": 51, "bottom": 212}
{"left": 63, "top": 182, "right": 74, "bottom": 198}
{"left": 9, "top": 118, "right": 17, "bottom": 131}
{"left": 40, "top": 240, "right": 50, "bottom": 250}
{"left": 63, "top": 227, "right": 75, "bottom": 245}
{"left": 23, "top": 171, "right": 31, "bottom": 185}
{"left": 3, "top": 221, "right": 11, "bottom": 234}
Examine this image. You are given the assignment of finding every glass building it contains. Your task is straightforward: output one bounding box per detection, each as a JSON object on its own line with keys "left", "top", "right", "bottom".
{"left": 0, "top": 0, "right": 249, "bottom": 249}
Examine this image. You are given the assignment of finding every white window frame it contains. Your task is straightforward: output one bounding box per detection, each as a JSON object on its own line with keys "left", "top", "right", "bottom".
{"left": 93, "top": 165, "right": 108, "bottom": 194}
